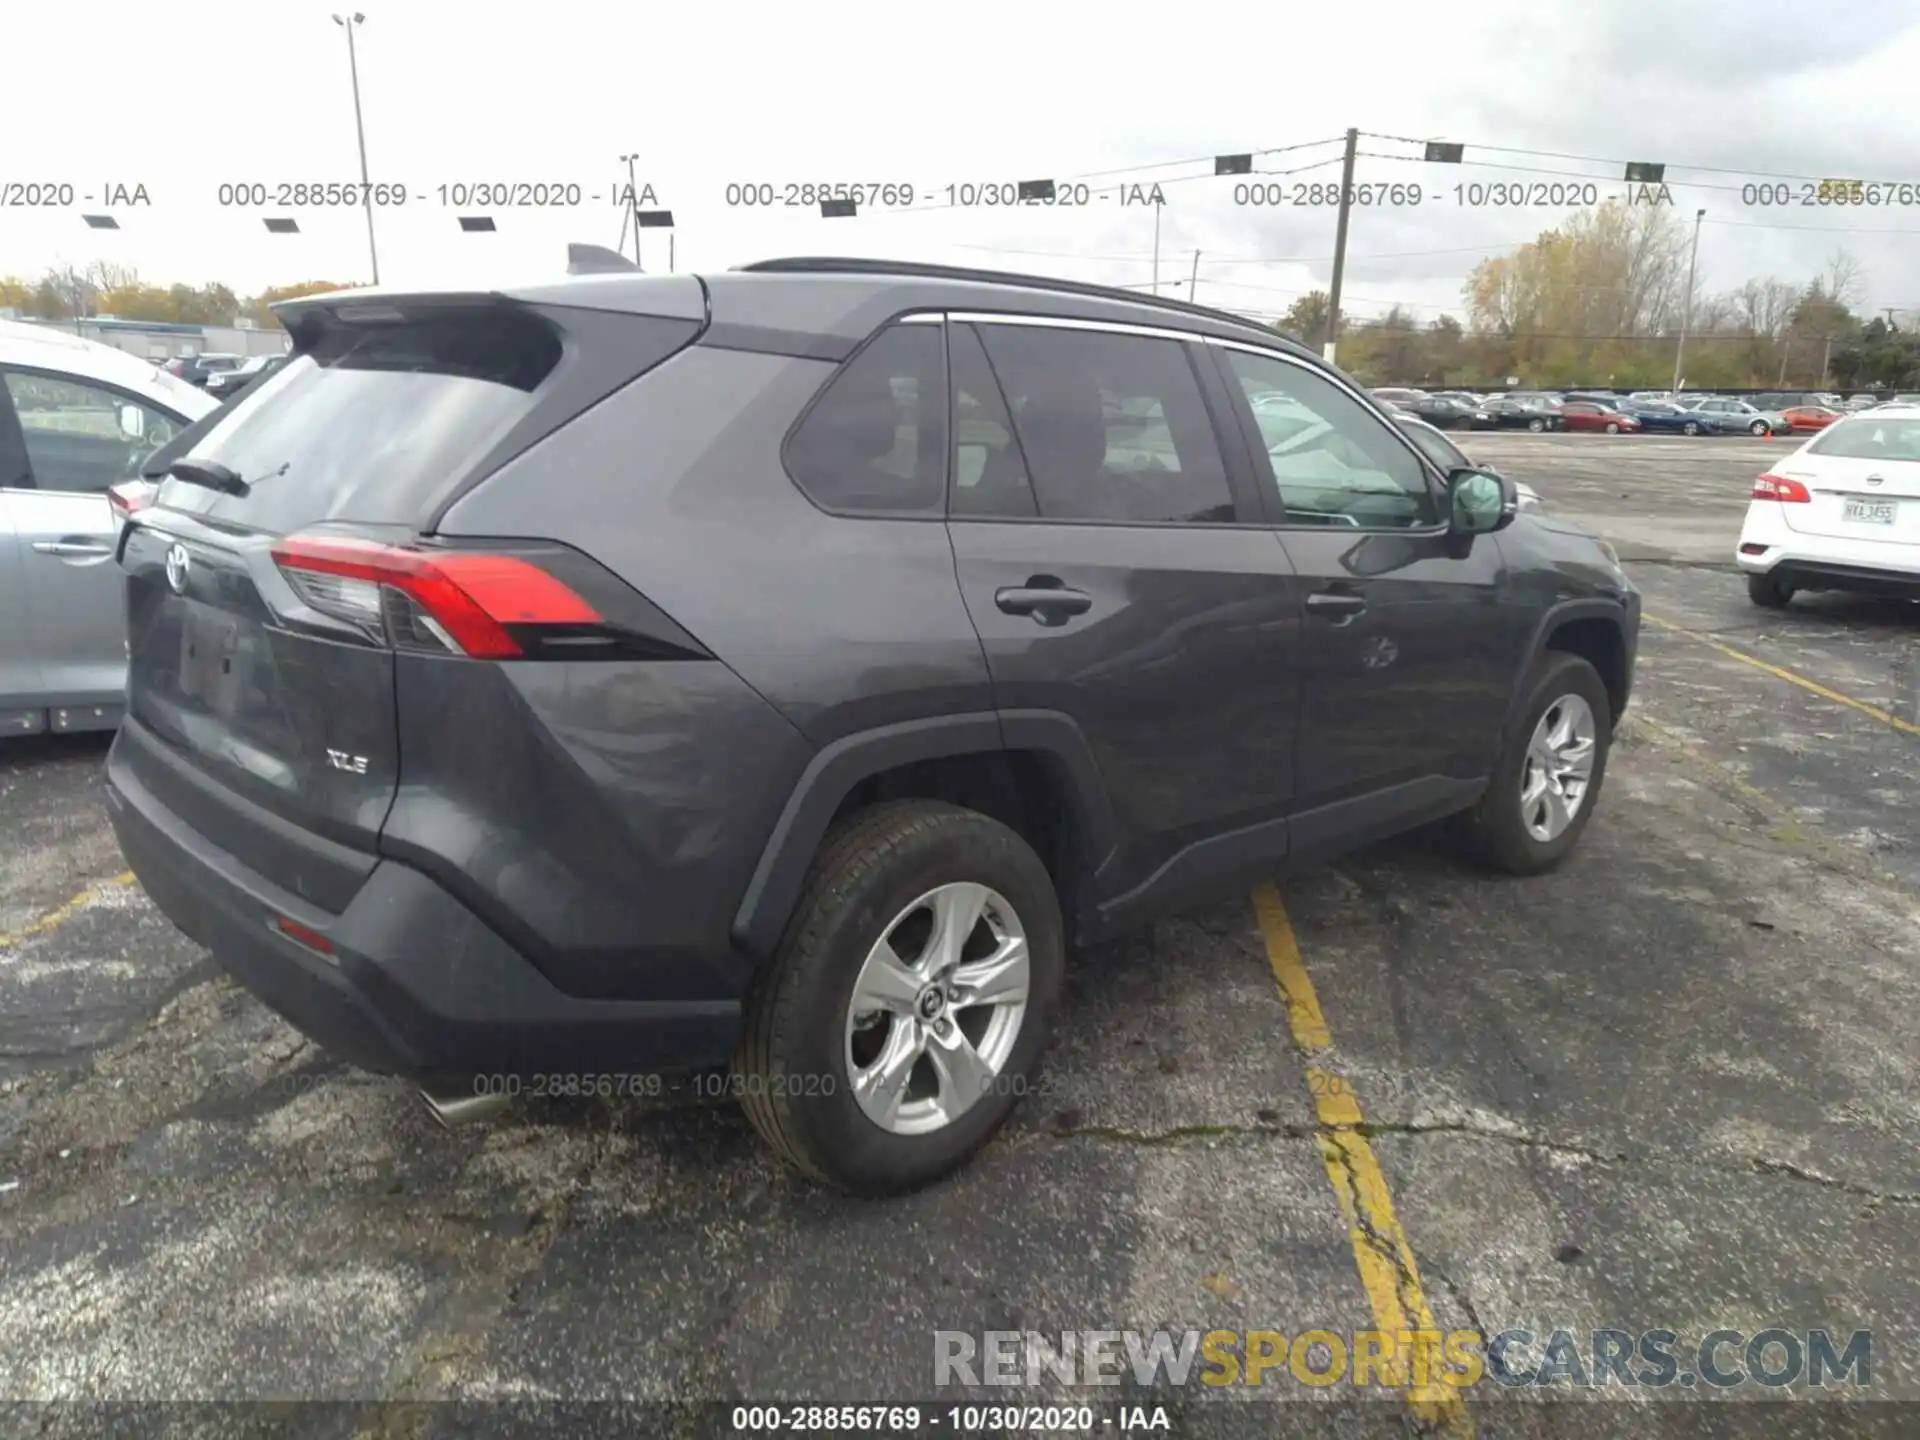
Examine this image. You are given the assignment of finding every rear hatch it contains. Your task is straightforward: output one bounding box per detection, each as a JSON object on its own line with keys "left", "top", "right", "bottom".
{"left": 117, "top": 289, "right": 704, "bottom": 910}
{"left": 1771, "top": 415, "right": 1920, "bottom": 546}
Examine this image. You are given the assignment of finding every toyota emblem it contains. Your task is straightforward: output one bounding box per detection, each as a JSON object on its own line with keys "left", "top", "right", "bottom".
{"left": 164, "top": 543, "right": 191, "bottom": 595}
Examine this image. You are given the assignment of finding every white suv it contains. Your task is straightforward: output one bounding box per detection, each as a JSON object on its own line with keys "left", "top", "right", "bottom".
{"left": 1737, "top": 404, "right": 1920, "bottom": 607}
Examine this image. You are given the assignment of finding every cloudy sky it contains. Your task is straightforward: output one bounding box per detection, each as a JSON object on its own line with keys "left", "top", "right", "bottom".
{"left": 4, "top": 0, "right": 1919, "bottom": 324}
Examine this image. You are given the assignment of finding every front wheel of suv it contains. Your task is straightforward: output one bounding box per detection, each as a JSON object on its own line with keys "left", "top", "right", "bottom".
{"left": 736, "top": 800, "right": 1064, "bottom": 1196}
{"left": 1458, "top": 653, "right": 1612, "bottom": 875}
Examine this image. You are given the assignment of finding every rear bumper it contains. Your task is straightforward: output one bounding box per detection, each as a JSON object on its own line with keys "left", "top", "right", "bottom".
{"left": 1736, "top": 506, "right": 1920, "bottom": 594}
{"left": 106, "top": 731, "right": 740, "bottom": 1081}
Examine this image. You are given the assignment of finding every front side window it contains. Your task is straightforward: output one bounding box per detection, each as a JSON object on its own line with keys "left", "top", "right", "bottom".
{"left": 2, "top": 370, "right": 185, "bottom": 493}
{"left": 786, "top": 322, "right": 947, "bottom": 516}
{"left": 1224, "top": 349, "right": 1439, "bottom": 530}
{"left": 1395, "top": 419, "right": 1468, "bottom": 474}
{"left": 976, "top": 325, "right": 1235, "bottom": 524}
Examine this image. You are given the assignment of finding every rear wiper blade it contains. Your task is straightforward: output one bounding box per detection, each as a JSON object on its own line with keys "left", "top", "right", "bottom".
{"left": 163, "top": 457, "right": 250, "bottom": 497}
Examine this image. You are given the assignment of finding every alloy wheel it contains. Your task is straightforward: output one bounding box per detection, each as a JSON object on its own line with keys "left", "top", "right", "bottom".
{"left": 1520, "top": 694, "right": 1598, "bottom": 843}
{"left": 844, "top": 882, "right": 1030, "bottom": 1136}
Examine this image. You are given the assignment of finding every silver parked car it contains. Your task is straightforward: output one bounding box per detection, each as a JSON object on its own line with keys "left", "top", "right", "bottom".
{"left": 1680, "top": 396, "right": 1789, "bottom": 436}
{"left": 1, "top": 321, "right": 219, "bottom": 736}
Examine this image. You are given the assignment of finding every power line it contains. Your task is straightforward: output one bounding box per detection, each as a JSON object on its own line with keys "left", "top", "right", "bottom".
{"left": 1704, "top": 216, "right": 1920, "bottom": 237}
{"left": 1360, "top": 132, "right": 1913, "bottom": 189}
{"left": 949, "top": 238, "right": 1535, "bottom": 266}
{"left": 858, "top": 145, "right": 1347, "bottom": 219}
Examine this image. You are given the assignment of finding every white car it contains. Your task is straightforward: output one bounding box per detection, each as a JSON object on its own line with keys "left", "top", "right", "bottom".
{"left": 1, "top": 321, "right": 219, "bottom": 735}
{"left": 1737, "top": 404, "right": 1920, "bottom": 608}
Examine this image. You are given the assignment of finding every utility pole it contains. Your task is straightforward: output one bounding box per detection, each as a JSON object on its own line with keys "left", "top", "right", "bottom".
{"left": 1777, "top": 337, "right": 1791, "bottom": 386}
{"left": 1670, "top": 207, "right": 1705, "bottom": 396}
{"left": 331, "top": 14, "right": 379, "bottom": 286}
{"left": 1820, "top": 333, "right": 1834, "bottom": 387}
{"left": 1323, "top": 127, "right": 1359, "bottom": 362}
{"left": 1151, "top": 197, "right": 1162, "bottom": 295}
{"left": 621, "top": 154, "right": 644, "bottom": 267}
{"left": 1188, "top": 250, "right": 1201, "bottom": 302}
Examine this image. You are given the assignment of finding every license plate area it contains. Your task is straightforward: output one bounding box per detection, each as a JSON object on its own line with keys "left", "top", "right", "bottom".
{"left": 1842, "top": 497, "right": 1896, "bottom": 526}
{"left": 177, "top": 606, "right": 243, "bottom": 710}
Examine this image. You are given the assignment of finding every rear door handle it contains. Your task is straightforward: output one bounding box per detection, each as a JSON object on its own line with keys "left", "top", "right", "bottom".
{"left": 32, "top": 540, "right": 115, "bottom": 558}
{"left": 1306, "top": 590, "right": 1368, "bottom": 620}
{"left": 995, "top": 585, "right": 1093, "bottom": 619}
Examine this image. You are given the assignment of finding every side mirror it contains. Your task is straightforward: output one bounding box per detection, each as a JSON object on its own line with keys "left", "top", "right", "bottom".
{"left": 118, "top": 405, "right": 147, "bottom": 441}
{"left": 1447, "top": 467, "right": 1516, "bottom": 536}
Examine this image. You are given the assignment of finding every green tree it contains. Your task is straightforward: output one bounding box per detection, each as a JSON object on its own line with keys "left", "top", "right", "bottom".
{"left": 1277, "top": 290, "right": 1329, "bottom": 345}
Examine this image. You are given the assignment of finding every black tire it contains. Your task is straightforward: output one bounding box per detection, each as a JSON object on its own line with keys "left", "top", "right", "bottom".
{"left": 1604, "top": 422, "right": 1620, "bottom": 434}
{"left": 1458, "top": 653, "right": 1613, "bottom": 875}
{"left": 1749, "top": 421, "right": 1768, "bottom": 436}
{"left": 735, "top": 800, "right": 1064, "bottom": 1196}
{"left": 1747, "top": 571, "right": 1795, "bottom": 608}
{"left": 1527, "top": 417, "right": 1546, "bottom": 432}
{"left": 1682, "top": 420, "right": 1700, "bottom": 436}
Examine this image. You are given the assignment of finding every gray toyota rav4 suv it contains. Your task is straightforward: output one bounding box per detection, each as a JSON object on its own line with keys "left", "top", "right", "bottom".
{"left": 106, "top": 257, "right": 1640, "bottom": 1195}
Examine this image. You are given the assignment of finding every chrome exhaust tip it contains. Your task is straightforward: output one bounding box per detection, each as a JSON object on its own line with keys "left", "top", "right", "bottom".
{"left": 419, "top": 1085, "right": 511, "bottom": 1129}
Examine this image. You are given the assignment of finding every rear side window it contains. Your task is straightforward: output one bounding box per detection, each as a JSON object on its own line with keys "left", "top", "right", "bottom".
{"left": 157, "top": 308, "right": 575, "bottom": 534}
{"left": 949, "top": 323, "right": 1036, "bottom": 519}
{"left": 785, "top": 323, "right": 947, "bottom": 516}
{"left": 977, "top": 325, "right": 1234, "bottom": 524}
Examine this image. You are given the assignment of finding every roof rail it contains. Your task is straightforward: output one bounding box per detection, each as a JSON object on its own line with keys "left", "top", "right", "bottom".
{"left": 734, "top": 256, "right": 1298, "bottom": 344}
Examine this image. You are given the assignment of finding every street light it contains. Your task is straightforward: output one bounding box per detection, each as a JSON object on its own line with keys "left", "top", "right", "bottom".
{"left": 619, "top": 153, "right": 643, "bottom": 266}
{"left": 1671, "top": 207, "right": 1705, "bottom": 396}
{"left": 331, "top": 12, "right": 379, "bottom": 286}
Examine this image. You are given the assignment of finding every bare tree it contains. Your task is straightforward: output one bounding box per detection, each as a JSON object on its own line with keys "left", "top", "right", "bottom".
{"left": 1821, "top": 249, "right": 1865, "bottom": 309}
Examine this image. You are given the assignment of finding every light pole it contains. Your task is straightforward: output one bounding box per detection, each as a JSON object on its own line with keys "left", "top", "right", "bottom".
{"left": 620, "top": 153, "right": 643, "bottom": 267}
{"left": 1150, "top": 196, "right": 1162, "bottom": 295}
{"left": 332, "top": 13, "right": 379, "bottom": 286}
{"left": 1671, "top": 207, "right": 1704, "bottom": 396}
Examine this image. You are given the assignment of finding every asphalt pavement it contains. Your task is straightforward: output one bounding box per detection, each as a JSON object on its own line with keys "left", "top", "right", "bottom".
{"left": 2, "top": 431, "right": 1917, "bottom": 1438}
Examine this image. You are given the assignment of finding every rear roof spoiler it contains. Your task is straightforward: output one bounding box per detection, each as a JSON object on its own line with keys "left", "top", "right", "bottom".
{"left": 567, "top": 243, "right": 640, "bottom": 275}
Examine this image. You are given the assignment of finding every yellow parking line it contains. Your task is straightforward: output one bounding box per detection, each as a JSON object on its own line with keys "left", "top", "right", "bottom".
{"left": 1645, "top": 613, "right": 1920, "bottom": 737}
{"left": 0, "top": 871, "right": 137, "bottom": 951}
{"left": 1253, "top": 883, "right": 1474, "bottom": 1437}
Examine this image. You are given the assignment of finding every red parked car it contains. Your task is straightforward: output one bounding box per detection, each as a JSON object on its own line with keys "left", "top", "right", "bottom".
{"left": 1780, "top": 405, "right": 1840, "bottom": 433}
{"left": 1558, "top": 400, "right": 1642, "bottom": 434}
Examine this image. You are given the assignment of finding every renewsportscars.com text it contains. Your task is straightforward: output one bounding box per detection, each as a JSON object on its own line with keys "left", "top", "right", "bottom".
{"left": 934, "top": 1327, "right": 1872, "bottom": 1390}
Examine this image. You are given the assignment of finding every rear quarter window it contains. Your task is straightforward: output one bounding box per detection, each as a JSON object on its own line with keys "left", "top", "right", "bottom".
{"left": 783, "top": 322, "right": 948, "bottom": 516}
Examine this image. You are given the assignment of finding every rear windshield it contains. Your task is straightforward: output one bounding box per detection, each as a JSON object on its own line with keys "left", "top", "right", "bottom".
{"left": 1808, "top": 418, "right": 1920, "bottom": 461}
{"left": 156, "top": 308, "right": 564, "bottom": 534}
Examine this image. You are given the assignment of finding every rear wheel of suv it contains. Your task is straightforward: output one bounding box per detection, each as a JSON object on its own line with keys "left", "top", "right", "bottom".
{"left": 736, "top": 800, "right": 1064, "bottom": 1196}
{"left": 1459, "top": 653, "right": 1612, "bottom": 875}
{"left": 1747, "top": 571, "right": 1795, "bottom": 608}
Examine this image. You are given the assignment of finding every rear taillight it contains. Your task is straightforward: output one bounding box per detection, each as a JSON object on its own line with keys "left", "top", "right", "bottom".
{"left": 107, "top": 479, "right": 156, "bottom": 522}
{"left": 270, "top": 534, "right": 602, "bottom": 657}
{"left": 1752, "top": 474, "right": 1811, "bottom": 503}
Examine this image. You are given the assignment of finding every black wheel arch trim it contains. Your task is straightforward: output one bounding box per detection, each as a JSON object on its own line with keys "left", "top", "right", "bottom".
{"left": 1503, "top": 597, "right": 1633, "bottom": 737}
{"left": 730, "top": 709, "right": 1119, "bottom": 960}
